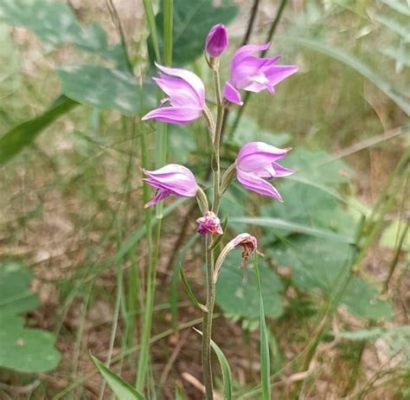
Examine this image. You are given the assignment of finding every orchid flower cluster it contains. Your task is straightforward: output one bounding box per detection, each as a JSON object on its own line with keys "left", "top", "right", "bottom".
{"left": 141, "top": 23, "right": 297, "bottom": 399}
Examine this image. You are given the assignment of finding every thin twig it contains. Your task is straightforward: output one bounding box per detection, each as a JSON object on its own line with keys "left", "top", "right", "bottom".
{"left": 241, "top": 0, "right": 261, "bottom": 45}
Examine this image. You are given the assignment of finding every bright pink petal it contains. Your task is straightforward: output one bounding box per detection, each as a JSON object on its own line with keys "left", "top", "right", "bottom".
{"left": 231, "top": 43, "right": 271, "bottom": 66}
{"left": 237, "top": 142, "right": 289, "bottom": 172}
{"left": 153, "top": 76, "right": 200, "bottom": 108}
{"left": 270, "top": 162, "right": 293, "bottom": 177}
{"left": 143, "top": 164, "right": 197, "bottom": 197}
{"left": 145, "top": 189, "right": 171, "bottom": 207}
{"left": 155, "top": 63, "right": 205, "bottom": 106}
{"left": 264, "top": 64, "right": 298, "bottom": 87}
{"left": 141, "top": 106, "right": 202, "bottom": 125}
{"left": 205, "top": 24, "right": 228, "bottom": 57}
{"left": 223, "top": 81, "right": 243, "bottom": 105}
{"left": 236, "top": 169, "right": 283, "bottom": 200}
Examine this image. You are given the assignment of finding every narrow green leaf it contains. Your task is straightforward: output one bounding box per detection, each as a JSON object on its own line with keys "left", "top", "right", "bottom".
{"left": 170, "top": 235, "right": 200, "bottom": 329}
{"left": 143, "top": 0, "right": 161, "bottom": 62}
{"left": 180, "top": 268, "right": 207, "bottom": 312}
{"left": 91, "top": 354, "right": 145, "bottom": 400}
{"left": 163, "top": 0, "right": 173, "bottom": 65}
{"left": 290, "top": 37, "right": 410, "bottom": 115}
{"left": 374, "top": 14, "right": 410, "bottom": 40}
{"left": 255, "top": 258, "right": 271, "bottom": 400}
{"left": 194, "top": 329, "right": 233, "bottom": 400}
{"left": 230, "top": 216, "right": 355, "bottom": 244}
{"left": 0, "top": 95, "right": 78, "bottom": 165}
{"left": 0, "top": 0, "right": 127, "bottom": 67}
{"left": 58, "top": 65, "right": 154, "bottom": 116}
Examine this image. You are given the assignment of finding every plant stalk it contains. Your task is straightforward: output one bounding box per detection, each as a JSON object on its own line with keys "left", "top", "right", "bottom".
{"left": 202, "top": 241, "right": 216, "bottom": 400}
{"left": 202, "top": 61, "right": 225, "bottom": 400}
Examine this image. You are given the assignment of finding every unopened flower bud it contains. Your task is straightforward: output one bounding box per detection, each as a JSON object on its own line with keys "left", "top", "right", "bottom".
{"left": 205, "top": 24, "right": 228, "bottom": 58}
{"left": 196, "top": 211, "right": 223, "bottom": 236}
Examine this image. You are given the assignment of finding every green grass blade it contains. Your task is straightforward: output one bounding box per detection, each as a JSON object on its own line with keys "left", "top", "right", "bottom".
{"left": 194, "top": 329, "right": 233, "bottom": 400}
{"left": 290, "top": 37, "right": 410, "bottom": 116}
{"left": 0, "top": 95, "right": 78, "bottom": 165}
{"left": 163, "top": 0, "right": 173, "bottom": 65}
{"left": 255, "top": 257, "right": 271, "bottom": 400}
{"left": 91, "top": 354, "right": 145, "bottom": 400}
{"left": 230, "top": 216, "right": 355, "bottom": 244}
{"left": 374, "top": 14, "right": 410, "bottom": 40}
{"left": 142, "top": 0, "right": 161, "bottom": 62}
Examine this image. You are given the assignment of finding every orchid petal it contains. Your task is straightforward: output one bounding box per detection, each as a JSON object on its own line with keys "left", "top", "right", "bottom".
{"left": 141, "top": 106, "right": 202, "bottom": 125}
{"left": 236, "top": 169, "right": 283, "bottom": 200}
{"left": 155, "top": 63, "right": 205, "bottom": 106}
{"left": 223, "top": 81, "right": 243, "bottom": 105}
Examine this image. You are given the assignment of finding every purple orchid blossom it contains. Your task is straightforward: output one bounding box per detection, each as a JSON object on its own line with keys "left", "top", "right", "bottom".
{"left": 143, "top": 164, "right": 198, "bottom": 207}
{"left": 236, "top": 142, "right": 293, "bottom": 201}
{"left": 197, "top": 211, "right": 223, "bottom": 235}
{"left": 205, "top": 24, "right": 228, "bottom": 58}
{"left": 224, "top": 43, "right": 298, "bottom": 105}
{"left": 142, "top": 63, "right": 205, "bottom": 125}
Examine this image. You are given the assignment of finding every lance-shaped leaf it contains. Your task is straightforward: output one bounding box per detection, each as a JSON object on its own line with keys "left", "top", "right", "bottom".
{"left": 0, "top": 95, "right": 77, "bottom": 165}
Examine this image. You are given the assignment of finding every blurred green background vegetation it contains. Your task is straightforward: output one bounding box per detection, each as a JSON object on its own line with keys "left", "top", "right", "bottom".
{"left": 0, "top": 0, "right": 409, "bottom": 399}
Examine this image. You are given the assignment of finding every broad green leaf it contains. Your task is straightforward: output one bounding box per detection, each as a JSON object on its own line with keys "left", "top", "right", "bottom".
{"left": 0, "top": 314, "right": 61, "bottom": 372}
{"left": 257, "top": 148, "right": 359, "bottom": 241}
{"left": 58, "top": 65, "right": 154, "bottom": 116}
{"left": 228, "top": 114, "right": 291, "bottom": 148}
{"left": 0, "top": 95, "right": 77, "bottom": 165}
{"left": 267, "top": 237, "right": 350, "bottom": 293}
{"left": 0, "top": 261, "right": 39, "bottom": 314}
{"left": 219, "top": 186, "right": 249, "bottom": 233}
{"left": 342, "top": 277, "right": 393, "bottom": 320}
{"left": 216, "top": 252, "right": 283, "bottom": 320}
{"left": 195, "top": 329, "right": 233, "bottom": 400}
{"left": 336, "top": 326, "right": 410, "bottom": 364}
{"left": 0, "top": 262, "right": 60, "bottom": 373}
{"left": 91, "top": 355, "right": 145, "bottom": 400}
{"left": 168, "top": 125, "right": 196, "bottom": 163}
{"left": 0, "top": 0, "right": 127, "bottom": 67}
{"left": 255, "top": 260, "right": 271, "bottom": 400}
{"left": 268, "top": 237, "right": 392, "bottom": 320}
{"left": 287, "top": 148, "right": 354, "bottom": 187}
{"left": 289, "top": 37, "right": 410, "bottom": 115}
{"left": 151, "top": 0, "right": 238, "bottom": 65}
{"left": 231, "top": 216, "right": 355, "bottom": 244}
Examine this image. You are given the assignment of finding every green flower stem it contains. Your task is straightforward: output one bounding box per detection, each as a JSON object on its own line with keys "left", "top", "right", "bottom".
{"left": 202, "top": 239, "right": 216, "bottom": 400}
{"left": 202, "top": 61, "right": 225, "bottom": 400}
{"left": 212, "top": 66, "right": 225, "bottom": 213}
